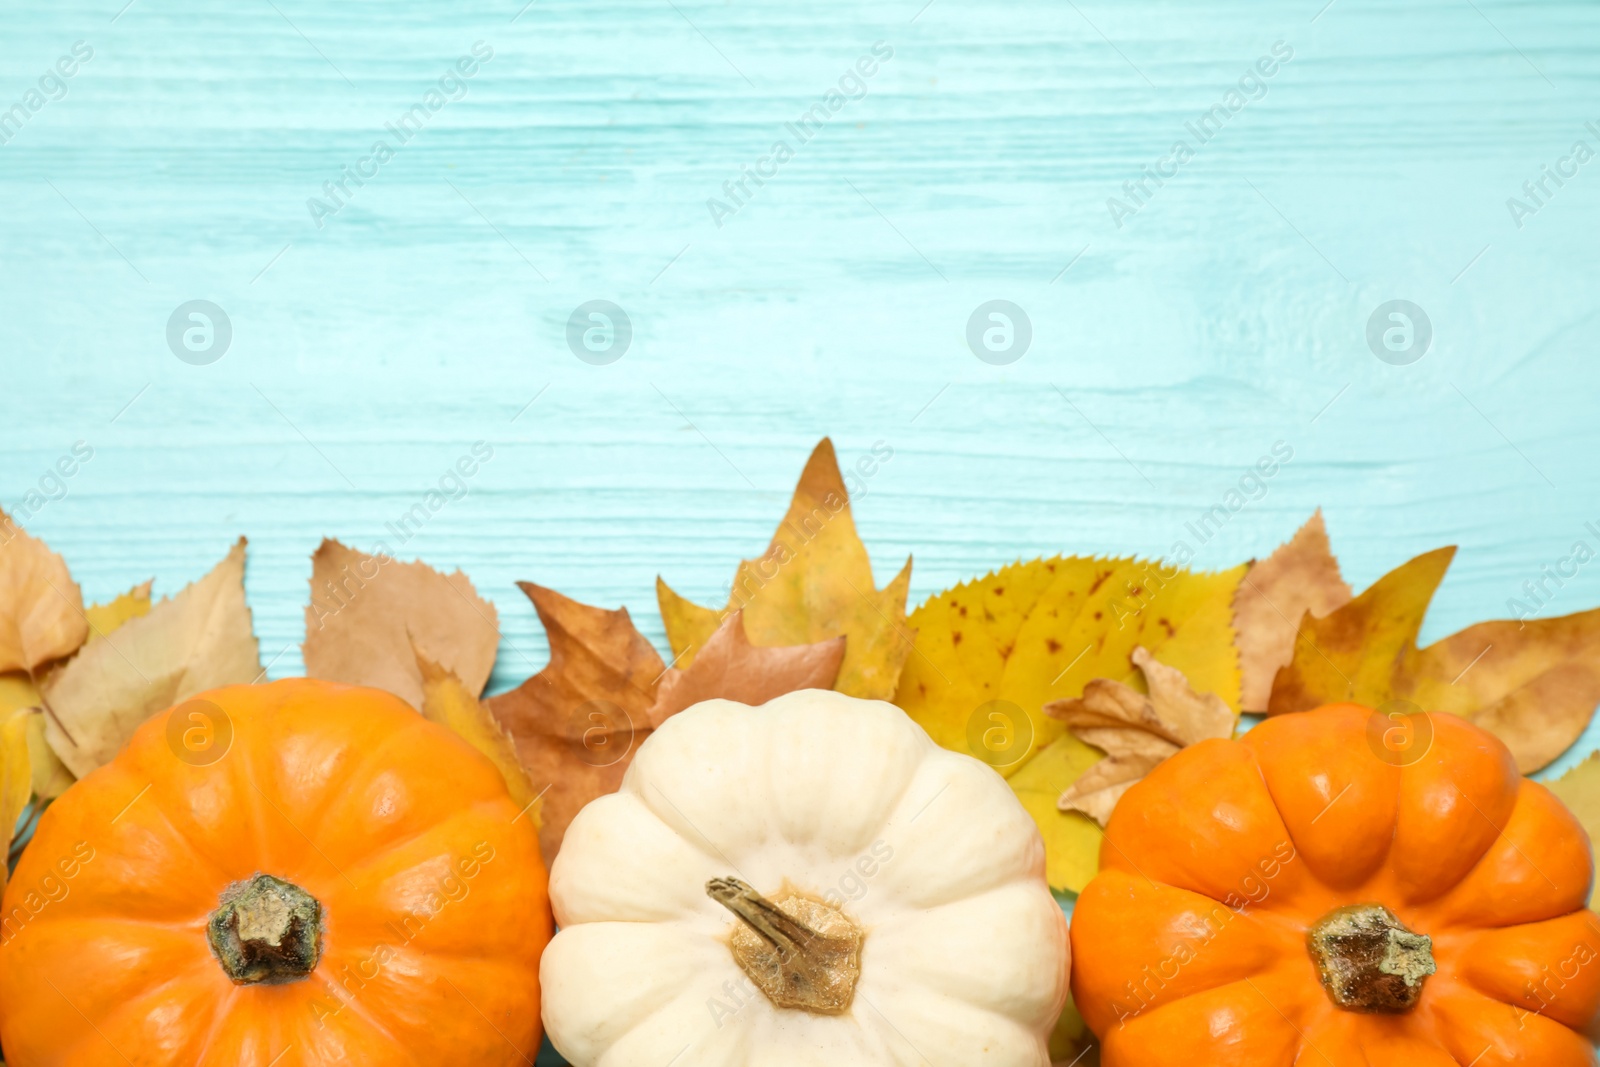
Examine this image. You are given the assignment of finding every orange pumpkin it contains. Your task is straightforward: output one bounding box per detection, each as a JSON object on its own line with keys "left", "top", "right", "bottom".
{"left": 0, "top": 679, "right": 551, "bottom": 1066}
{"left": 1072, "top": 703, "right": 1600, "bottom": 1066}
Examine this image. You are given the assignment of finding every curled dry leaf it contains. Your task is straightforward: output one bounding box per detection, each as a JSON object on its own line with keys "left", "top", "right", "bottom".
{"left": 650, "top": 610, "right": 844, "bottom": 725}
{"left": 1268, "top": 546, "right": 1600, "bottom": 772}
{"left": 304, "top": 539, "right": 499, "bottom": 707}
{"left": 415, "top": 646, "right": 543, "bottom": 828}
{"left": 1233, "top": 510, "right": 1351, "bottom": 712}
{"left": 42, "top": 539, "right": 262, "bottom": 777}
{"left": 1045, "top": 647, "right": 1234, "bottom": 826}
{"left": 0, "top": 512, "right": 88, "bottom": 673}
{"left": 893, "top": 555, "right": 1245, "bottom": 892}
{"left": 489, "top": 584, "right": 862, "bottom": 863}
{"left": 657, "top": 438, "right": 913, "bottom": 700}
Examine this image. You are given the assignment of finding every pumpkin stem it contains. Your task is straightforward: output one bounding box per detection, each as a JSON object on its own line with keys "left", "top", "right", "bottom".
{"left": 207, "top": 873, "right": 322, "bottom": 985}
{"left": 1307, "top": 903, "right": 1435, "bottom": 1013}
{"left": 706, "top": 876, "right": 862, "bottom": 1015}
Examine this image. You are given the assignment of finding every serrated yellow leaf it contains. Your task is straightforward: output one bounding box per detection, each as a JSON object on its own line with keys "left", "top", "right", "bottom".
{"left": 893, "top": 554, "right": 1245, "bottom": 892}
{"left": 657, "top": 439, "right": 913, "bottom": 699}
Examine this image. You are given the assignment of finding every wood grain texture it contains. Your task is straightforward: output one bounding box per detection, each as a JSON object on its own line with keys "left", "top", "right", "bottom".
{"left": 2, "top": 0, "right": 1598, "bottom": 1059}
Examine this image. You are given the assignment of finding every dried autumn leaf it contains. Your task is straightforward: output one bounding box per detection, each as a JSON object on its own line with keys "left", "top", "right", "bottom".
{"left": 1268, "top": 546, "right": 1600, "bottom": 772}
{"left": 487, "top": 583, "right": 666, "bottom": 862}
{"left": 1548, "top": 752, "right": 1600, "bottom": 909}
{"left": 303, "top": 538, "right": 499, "bottom": 708}
{"left": 1046, "top": 646, "right": 1233, "bottom": 825}
{"left": 657, "top": 438, "right": 913, "bottom": 700}
{"left": 1233, "top": 510, "right": 1351, "bottom": 712}
{"left": 894, "top": 555, "right": 1246, "bottom": 892}
{"left": 42, "top": 539, "right": 262, "bottom": 777}
{"left": 84, "top": 580, "right": 153, "bottom": 644}
{"left": 649, "top": 610, "right": 844, "bottom": 725}
{"left": 415, "top": 647, "right": 542, "bottom": 825}
{"left": 0, "top": 708, "right": 32, "bottom": 890}
{"left": 0, "top": 512, "right": 88, "bottom": 673}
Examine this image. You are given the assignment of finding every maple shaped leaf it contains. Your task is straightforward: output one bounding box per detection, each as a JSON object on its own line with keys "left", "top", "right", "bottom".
{"left": 1269, "top": 546, "right": 1600, "bottom": 772}
{"left": 1046, "top": 646, "right": 1233, "bottom": 826}
{"left": 489, "top": 585, "right": 847, "bottom": 863}
{"left": 304, "top": 538, "right": 499, "bottom": 707}
{"left": 0, "top": 512, "right": 88, "bottom": 673}
{"left": 657, "top": 438, "right": 912, "bottom": 700}
{"left": 893, "top": 555, "right": 1245, "bottom": 893}
{"left": 42, "top": 539, "right": 261, "bottom": 777}
{"left": 1233, "top": 510, "right": 1352, "bottom": 712}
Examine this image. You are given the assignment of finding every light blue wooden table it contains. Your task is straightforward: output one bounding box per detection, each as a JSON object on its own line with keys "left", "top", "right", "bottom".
{"left": 4, "top": 0, "right": 1598, "bottom": 1060}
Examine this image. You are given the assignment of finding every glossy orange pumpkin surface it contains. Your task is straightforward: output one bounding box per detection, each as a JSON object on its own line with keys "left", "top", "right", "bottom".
{"left": 0, "top": 679, "right": 550, "bottom": 1066}
{"left": 1071, "top": 703, "right": 1600, "bottom": 1066}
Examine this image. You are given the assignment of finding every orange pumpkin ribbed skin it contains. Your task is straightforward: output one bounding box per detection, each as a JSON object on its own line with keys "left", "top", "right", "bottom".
{"left": 1071, "top": 703, "right": 1600, "bottom": 1067}
{"left": 0, "top": 679, "right": 551, "bottom": 1067}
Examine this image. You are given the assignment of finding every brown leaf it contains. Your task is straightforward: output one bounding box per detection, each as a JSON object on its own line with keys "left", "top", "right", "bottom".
{"left": 649, "top": 610, "right": 845, "bottom": 725}
{"left": 486, "top": 584, "right": 665, "bottom": 862}
{"left": 303, "top": 539, "right": 499, "bottom": 708}
{"left": 1045, "top": 647, "right": 1233, "bottom": 825}
{"left": 1233, "top": 510, "right": 1352, "bottom": 712}
{"left": 1549, "top": 752, "right": 1600, "bottom": 909}
{"left": 42, "top": 539, "right": 261, "bottom": 777}
{"left": 0, "top": 512, "right": 88, "bottom": 673}
{"left": 1267, "top": 546, "right": 1600, "bottom": 772}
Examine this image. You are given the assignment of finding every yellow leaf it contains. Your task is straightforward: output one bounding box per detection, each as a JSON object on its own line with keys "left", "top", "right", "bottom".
{"left": 0, "top": 511, "right": 88, "bottom": 672}
{"left": 0, "top": 708, "right": 34, "bottom": 890}
{"left": 0, "top": 675, "right": 71, "bottom": 799}
{"left": 42, "top": 539, "right": 261, "bottom": 777}
{"left": 657, "top": 439, "right": 913, "bottom": 699}
{"left": 1548, "top": 752, "right": 1600, "bottom": 910}
{"left": 1007, "top": 732, "right": 1105, "bottom": 892}
{"left": 304, "top": 539, "right": 500, "bottom": 708}
{"left": 416, "top": 648, "right": 542, "bottom": 827}
{"left": 1269, "top": 547, "right": 1600, "bottom": 772}
{"left": 84, "top": 580, "right": 153, "bottom": 644}
{"left": 893, "top": 555, "right": 1244, "bottom": 893}
{"left": 24, "top": 712, "right": 72, "bottom": 800}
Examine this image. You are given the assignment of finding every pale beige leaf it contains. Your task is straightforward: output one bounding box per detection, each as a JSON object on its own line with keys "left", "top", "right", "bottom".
{"left": 0, "top": 512, "right": 88, "bottom": 672}
{"left": 1234, "top": 510, "right": 1352, "bottom": 712}
{"left": 303, "top": 539, "right": 499, "bottom": 708}
{"left": 1131, "top": 645, "right": 1233, "bottom": 744}
{"left": 42, "top": 539, "right": 261, "bottom": 777}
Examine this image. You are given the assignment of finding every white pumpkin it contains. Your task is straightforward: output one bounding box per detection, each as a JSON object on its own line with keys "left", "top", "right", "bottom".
{"left": 541, "top": 690, "right": 1070, "bottom": 1066}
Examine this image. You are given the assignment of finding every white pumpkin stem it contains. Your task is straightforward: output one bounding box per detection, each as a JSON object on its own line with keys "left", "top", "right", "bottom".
{"left": 706, "top": 877, "right": 862, "bottom": 1015}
